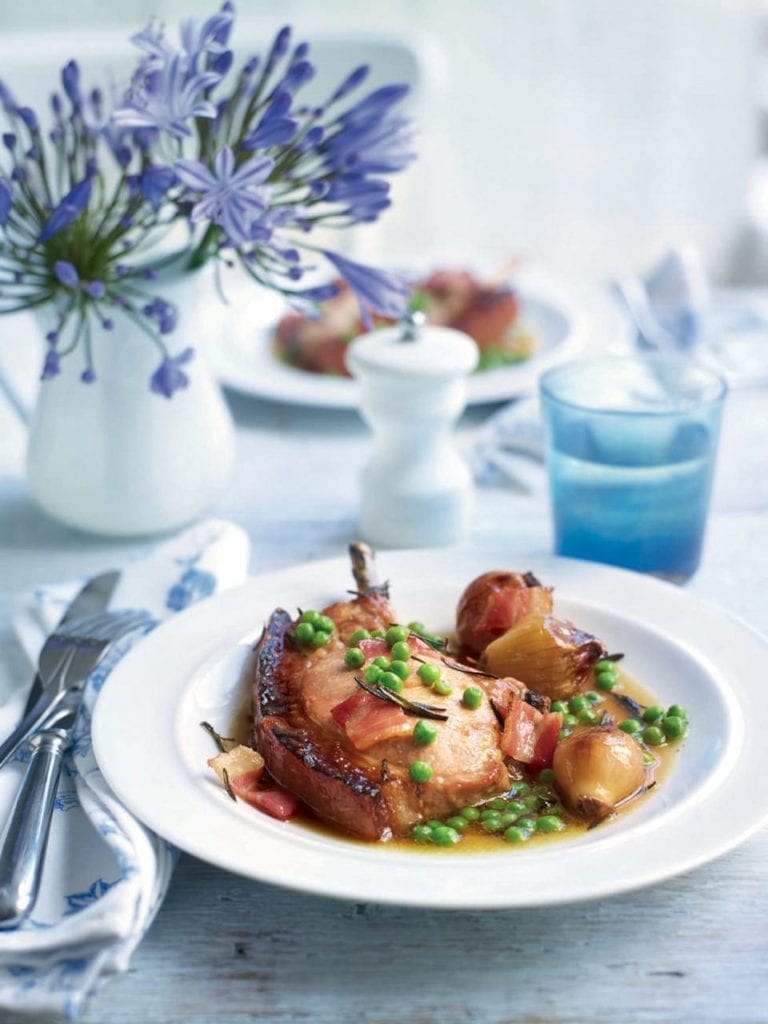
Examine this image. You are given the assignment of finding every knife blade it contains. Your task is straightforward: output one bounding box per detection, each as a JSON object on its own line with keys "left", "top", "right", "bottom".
{"left": 0, "top": 570, "right": 120, "bottom": 771}
{"left": 22, "top": 569, "right": 120, "bottom": 715}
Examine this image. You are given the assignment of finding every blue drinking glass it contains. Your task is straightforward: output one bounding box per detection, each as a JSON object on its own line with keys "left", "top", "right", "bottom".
{"left": 539, "top": 355, "right": 727, "bottom": 581}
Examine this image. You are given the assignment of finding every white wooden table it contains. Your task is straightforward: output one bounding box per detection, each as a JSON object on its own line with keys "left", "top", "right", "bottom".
{"left": 1, "top": 314, "right": 767, "bottom": 1024}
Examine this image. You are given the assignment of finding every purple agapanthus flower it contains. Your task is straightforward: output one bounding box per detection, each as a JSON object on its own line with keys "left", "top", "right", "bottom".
{"left": 83, "top": 280, "right": 105, "bottom": 299}
{"left": 143, "top": 296, "right": 177, "bottom": 334}
{"left": 136, "top": 164, "right": 177, "bottom": 209}
{"left": 0, "top": 177, "right": 12, "bottom": 226}
{"left": 39, "top": 176, "right": 92, "bottom": 242}
{"left": 113, "top": 54, "right": 220, "bottom": 138}
{"left": 61, "top": 60, "right": 82, "bottom": 110}
{"left": 323, "top": 105, "right": 415, "bottom": 177}
{"left": 180, "top": 2, "right": 234, "bottom": 70}
{"left": 150, "top": 346, "right": 194, "bottom": 398}
{"left": 244, "top": 93, "right": 298, "bottom": 150}
{"left": 328, "top": 64, "right": 369, "bottom": 105}
{"left": 322, "top": 250, "right": 411, "bottom": 327}
{"left": 175, "top": 146, "right": 273, "bottom": 246}
{"left": 54, "top": 260, "right": 80, "bottom": 290}
{"left": 41, "top": 347, "right": 61, "bottom": 379}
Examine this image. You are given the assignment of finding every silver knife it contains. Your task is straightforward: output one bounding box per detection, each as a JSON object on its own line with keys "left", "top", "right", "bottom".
{"left": 0, "top": 570, "right": 120, "bottom": 770}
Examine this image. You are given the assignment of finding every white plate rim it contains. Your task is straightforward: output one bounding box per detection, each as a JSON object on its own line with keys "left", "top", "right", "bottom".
{"left": 92, "top": 547, "right": 768, "bottom": 909}
{"left": 209, "top": 267, "right": 594, "bottom": 409}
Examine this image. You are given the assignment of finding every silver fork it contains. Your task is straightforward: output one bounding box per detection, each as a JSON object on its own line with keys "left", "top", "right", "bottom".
{"left": 0, "top": 609, "right": 152, "bottom": 929}
{"left": 0, "top": 609, "right": 151, "bottom": 771}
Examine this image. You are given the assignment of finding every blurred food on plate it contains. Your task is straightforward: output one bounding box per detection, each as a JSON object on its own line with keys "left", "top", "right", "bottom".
{"left": 272, "top": 268, "right": 537, "bottom": 377}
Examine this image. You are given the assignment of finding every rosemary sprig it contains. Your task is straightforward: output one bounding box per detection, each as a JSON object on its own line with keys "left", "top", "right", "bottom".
{"left": 200, "top": 719, "right": 239, "bottom": 753}
{"left": 439, "top": 656, "right": 496, "bottom": 678}
{"left": 354, "top": 676, "right": 449, "bottom": 721}
{"left": 408, "top": 629, "right": 446, "bottom": 651}
{"left": 221, "top": 767, "right": 237, "bottom": 802}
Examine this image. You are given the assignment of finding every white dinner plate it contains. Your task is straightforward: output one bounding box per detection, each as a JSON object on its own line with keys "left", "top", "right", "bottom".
{"left": 208, "top": 267, "right": 593, "bottom": 408}
{"left": 92, "top": 546, "right": 768, "bottom": 909}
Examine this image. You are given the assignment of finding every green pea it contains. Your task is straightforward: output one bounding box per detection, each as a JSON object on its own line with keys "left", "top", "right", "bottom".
{"left": 417, "top": 663, "right": 441, "bottom": 686}
{"left": 562, "top": 714, "right": 578, "bottom": 727}
{"left": 643, "top": 725, "right": 665, "bottom": 746}
{"left": 504, "top": 826, "right": 531, "bottom": 843}
{"left": 344, "top": 647, "right": 365, "bottom": 670}
{"left": 294, "top": 621, "right": 315, "bottom": 645}
{"left": 538, "top": 769, "right": 555, "bottom": 784}
{"left": 389, "top": 660, "right": 411, "bottom": 680}
{"left": 411, "top": 824, "right": 433, "bottom": 843}
{"left": 432, "top": 678, "right": 453, "bottom": 697}
{"left": 459, "top": 806, "right": 481, "bottom": 821}
{"left": 379, "top": 671, "right": 404, "bottom": 693}
{"left": 412, "top": 720, "right": 438, "bottom": 746}
{"left": 390, "top": 640, "right": 411, "bottom": 662}
{"left": 550, "top": 700, "right": 569, "bottom": 714}
{"left": 569, "top": 695, "right": 590, "bottom": 714}
{"left": 373, "top": 656, "right": 391, "bottom": 670}
{"left": 576, "top": 708, "right": 599, "bottom": 725}
{"left": 300, "top": 609, "right": 320, "bottom": 624}
{"left": 595, "top": 674, "right": 617, "bottom": 692}
{"left": 508, "top": 782, "right": 531, "bottom": 797}
{"left": 506, "top": 800, "right": 527, "bottom": 816}
{"left": 585, "top": 691, "right": 601, "bottom": 704}
{"left": 488, "top": 797, "right": 508, "bottom": 811}
{"left": 559, "top": 727, "right": 573, "bottom": 740}
{"left": 316, "top": 615, "right": 335, "bottom": 634}
{"left": 480, "top": 809, "right": 501, "bottom": 821}
{"left": 663, "top": 715, "right": 687, "bottom": 740}
{"left": 501, "top": 810, "right": 521, "bottom": 826}
{"left": 427, "top": 819, "right": 444, "bottom": 829}
{"left": 385, "top": 625, "right": 409, "bottom": 647}
{"left": 667, "top": 704, "right": 687, "bottom": 720}
{"left": 364, "top": 664, "right": 383, "bottom": 684}
{"left": 310, "top": 630, "right": 332, "bottom": 648}
{"left": 370, "top": 629, "right": 386, "bottom": 639}
{"left": 445, "top": 816, "right": 469, "bottom": 832}
{"left": 619, "top": 718, "right": 642, "bottom": 735}
{"left": 462, "top": 686, "right": 483, "bottom": 710}
{"left": 348, "top": 628, "right": 370, "bottom": 647}
{"left": 408, "top": 620, "right": 426, "bottom": 633}
{"left": 516, "top": 817, "right": 537, "bottom": 832}
{"left": 642, "top": 705, "right": 665, "bottom": 723}
{"left": 409, "top": 760, "right": 433, "bottom": 783}
{"left": 481, "top": 814, "right": 505, "bottom": 833}
{"left": 431, "top": 825, "right": 461, "bottom": 846}
{"left": 595, "top": 658, "right": 616, "bottom": 673}
{"left": 536, "top": 815, "right": 565, "bottom": 833}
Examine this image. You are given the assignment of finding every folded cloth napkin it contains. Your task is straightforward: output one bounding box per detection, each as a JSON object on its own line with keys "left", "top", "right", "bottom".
{"left": 0, "top": 518, "right": 250, "bottom": 1020}
{"left": 615, "top": 245, "right": 712, "bottom": 353}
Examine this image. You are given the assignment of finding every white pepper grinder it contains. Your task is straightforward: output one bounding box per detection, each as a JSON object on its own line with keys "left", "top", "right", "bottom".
{"left": 346, "top": 313, "right": 479, "bottom": 548}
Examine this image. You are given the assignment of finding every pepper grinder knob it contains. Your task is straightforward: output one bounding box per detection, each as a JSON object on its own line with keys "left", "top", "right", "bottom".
{"left": 346, "top": 320, "right": 479, "bottom": 548}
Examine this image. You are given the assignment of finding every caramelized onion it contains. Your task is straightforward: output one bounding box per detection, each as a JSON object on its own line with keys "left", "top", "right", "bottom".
{"left": 482, "top": 613, "right": 607, "bottom": 701}
{"left": 456, "top": 571, "right": 553, "bottom": 656}
{"left": 552, "top": 725, "right": 648, "bottom": 824}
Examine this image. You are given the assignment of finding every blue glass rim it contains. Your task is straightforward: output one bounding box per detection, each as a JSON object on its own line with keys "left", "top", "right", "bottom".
{"left": 539, "top": 354, "right": 728, "bottom": 418}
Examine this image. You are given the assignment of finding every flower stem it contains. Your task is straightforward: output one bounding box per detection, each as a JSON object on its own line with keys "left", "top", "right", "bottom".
{"left": 185, "top": 223, "right": 220, "bottom": 271}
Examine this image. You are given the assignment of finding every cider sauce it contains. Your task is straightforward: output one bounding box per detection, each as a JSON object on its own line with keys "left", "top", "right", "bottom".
{"left": 233, "top": 662, "right": 684, "bottom": 853}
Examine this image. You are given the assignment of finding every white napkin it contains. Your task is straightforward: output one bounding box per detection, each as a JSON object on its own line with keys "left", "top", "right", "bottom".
{"left": 0, "top": 518, "right": 250, "bottom": 1019}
